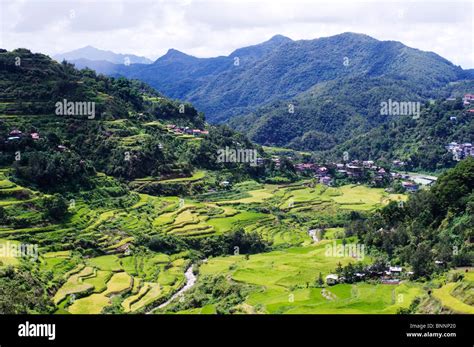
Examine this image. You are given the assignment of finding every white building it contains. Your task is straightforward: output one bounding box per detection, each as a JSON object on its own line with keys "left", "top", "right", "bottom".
{"left": 326, "top": 274, "right": 339, "bottom": 285}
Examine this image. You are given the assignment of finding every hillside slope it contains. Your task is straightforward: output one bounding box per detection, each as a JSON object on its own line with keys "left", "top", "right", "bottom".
{"left": 0, "top": 48, "right": 268, "bottom": 193}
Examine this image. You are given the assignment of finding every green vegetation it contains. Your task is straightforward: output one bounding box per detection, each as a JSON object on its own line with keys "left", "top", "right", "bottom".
{"left": 433, "top": 282, "right": 474, "bottom": 314}
{"left": 0, "top": 47, "right": 471, "bottom": 315}
{"left": 350, "top": 158, "right": 474, "bottom": 279}
{"left": 331, "top": 98, "right": 474, "bottom": 171}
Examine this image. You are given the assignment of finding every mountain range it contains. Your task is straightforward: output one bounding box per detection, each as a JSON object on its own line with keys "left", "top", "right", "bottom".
{"left": 53, "top": 33, "right": 474, "bottom": 158}
{"left": 53, "top": 45, "right": 153, "bottom": 67}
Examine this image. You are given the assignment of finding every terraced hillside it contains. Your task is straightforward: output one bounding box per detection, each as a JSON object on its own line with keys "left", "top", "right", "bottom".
{"left": 0, "top": 160, "right": 415, "bottom": 313}
{"left": 0, "top": 48, "right": 471, "bottom": 316}
{"left": 188, "top": 241, "right": 423, "bottom": 314}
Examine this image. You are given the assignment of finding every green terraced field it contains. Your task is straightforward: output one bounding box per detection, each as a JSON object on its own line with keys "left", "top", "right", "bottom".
{"left": 0, "top": 167, "right": 441, "bottom": 314}
{"left": 432, "top": 270, "right": 474, "bottom": 314}
{"left": 195, "top": 241, "right": 422, "bottom": 314}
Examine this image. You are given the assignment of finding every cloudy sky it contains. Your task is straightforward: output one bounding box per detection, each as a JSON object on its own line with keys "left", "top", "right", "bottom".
{"left": 1, "top": 0, "right": 473, "bottom": 68}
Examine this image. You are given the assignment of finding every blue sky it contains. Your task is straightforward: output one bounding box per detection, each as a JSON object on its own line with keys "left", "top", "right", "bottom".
{"left": 1, "top": 0, "right": 473, "bottom": 68}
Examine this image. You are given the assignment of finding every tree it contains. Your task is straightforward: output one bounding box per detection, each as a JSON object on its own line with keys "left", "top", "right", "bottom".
{"left": 432, "top": 157, "right": 474, "bottom": 214}
{"left": 335, "top": 262, "right": 343, "bottom": 276}
{"left": 316, "top": 272, "right": 324, "bottom": 287}
{"left": 0, "top": 266, "right": 53, "bottom": 314}
{"left": 411, "top": 242, "right": 434, "bottom": 279}
{"left": 43, "top": 194, "right": 68, "bottom": 221}
{"left": 0, "top": 206, "right": 6, "bottom": 224}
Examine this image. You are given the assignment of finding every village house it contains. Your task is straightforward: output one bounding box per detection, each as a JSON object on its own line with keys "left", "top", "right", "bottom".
{"left": 389, "top": 266, "right": 402, "bottom": 275}
{"left": 362, "top": 160, "right": 375, "bottom": 168}
{"left": 325, "top": 274, "right": 339, "bottom": 285}
{"left": 463, "top": 93, "right": 474, "bottom": 105}
{"left": 446, "top": 142, "right": 474, "bottom": 160}
{"left": 9, "top": 129, "right": 22, "bottom": 136}
{"left": 380, "top": 266, "right": 403, "bottom": 284}
{"left": 271, "top": 157, "right": 281, "bottom": 168}
{"left": 295, "top": 163, "right": 317, "bottom": 172}
{"left": 401, "top": 181, "right": 418, "bottom": 193}
{"left": 192, "top": 129, "right": 209, "bottom": 136}
{"left": 318, "top": 166, "right": 328, "bottom": 173}
{"left": 392, "top": 160, "right": 406, "bottom": 167}
{"left": 345, "top": 164, "right": 363, "bottom": 178}
{"left": 337, "top": 169, "right": 348, "bottom": 176}
{"left": 167, "top": 124, "right": 208, "bottom": 137}
{"left": 320, "top": 176, "right": 332, "bottom": 186}
{"left": 390, "top": 172, "right": 402, "bottom": 179}
{"left": 413, "top": 177, "right": 436, "bottom": 187}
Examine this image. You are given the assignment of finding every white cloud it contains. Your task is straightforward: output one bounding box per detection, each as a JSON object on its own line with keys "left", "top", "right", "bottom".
{"left": 0, "top": 0, "right": 472, "bottom": 68}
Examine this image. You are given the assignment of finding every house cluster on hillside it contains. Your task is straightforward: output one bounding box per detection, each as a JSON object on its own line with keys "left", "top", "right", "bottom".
{"left": 5, "top": 128, "right": 71, "bottom": 152}
{"left": 446, "top": 142, "right": 474, "bottom": 161}
{"left": 294, "top": 159, "right": 391, "bottom": 186}
{"left": 166, "top": 124, "right": 209, "bottom": 136}
{"left": 294, "top": 162, "right": 331, "bottom": 185}
{"left": 5, "top": 129, "right": 40, "bottom": 142}
{"left": 462, "top": 93, "right": 474, "bottom": 106}
{"left": 326, "top": 265, "right": 412, "bottom": 286}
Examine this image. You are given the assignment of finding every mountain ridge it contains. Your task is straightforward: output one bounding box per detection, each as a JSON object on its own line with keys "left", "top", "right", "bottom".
{"left": 49, "top": 33, "right": 473, "bottom": 161}
{"left": 53, "top": 45, "right": 153, "bottom": 65}
{"left": 91, "top": 32, "right": 468, "bottom": 121}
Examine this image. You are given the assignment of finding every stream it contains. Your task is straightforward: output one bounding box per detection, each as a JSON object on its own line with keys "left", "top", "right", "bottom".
{"left": 308, "top": 229, "right": 320, "bottom": 242}
{"left": 146, "top": 264, "right": 197, "bottom": 314}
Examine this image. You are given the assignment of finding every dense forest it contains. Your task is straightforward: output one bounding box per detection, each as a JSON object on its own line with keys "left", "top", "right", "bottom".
{"left": 231, "top": 81, "right": 474, "bottom": 171}
{"left": 350, "top": 158, "right": 474, "bottom": 278}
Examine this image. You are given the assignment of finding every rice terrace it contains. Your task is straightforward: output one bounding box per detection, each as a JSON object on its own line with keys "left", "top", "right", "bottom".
{"left": 0, "top": 157, "right": 471, "bottom": 314}
{"left": 0, "top": 5, "right": 473, "bottom": 346}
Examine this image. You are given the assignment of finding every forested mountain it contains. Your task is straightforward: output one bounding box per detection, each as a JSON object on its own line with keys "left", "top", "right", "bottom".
{"left": 0, "top": 47, "right": 472, "bottom": 317}
{"left": 83, "top": 33, "right": 469, "bottom": 123}
{"left": 0, "top": 48, "right": 271, "bottom": 193}
{"left": 353, "top": 157, "right": 474, "bottom": 277}
{"left": 231, "top": 81, "right": 474, "bottom": 171}
{"left": 326, "top": 97, "right": 474, "bottom": 171}
{"left": 61, "top": 33, "right": 473, "bottom": 169}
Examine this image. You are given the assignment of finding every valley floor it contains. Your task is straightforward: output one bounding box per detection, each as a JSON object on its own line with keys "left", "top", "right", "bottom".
{"left": 0, "top": 170, "right": 471, "bottom": 314}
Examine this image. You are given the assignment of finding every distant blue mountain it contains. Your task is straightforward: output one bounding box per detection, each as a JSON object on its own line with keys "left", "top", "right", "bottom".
{"left": 84, "top": 33, "right": 468, "bottom": 125}
{"left": 53, "top": 45, "right": 152, "bottom": 65}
